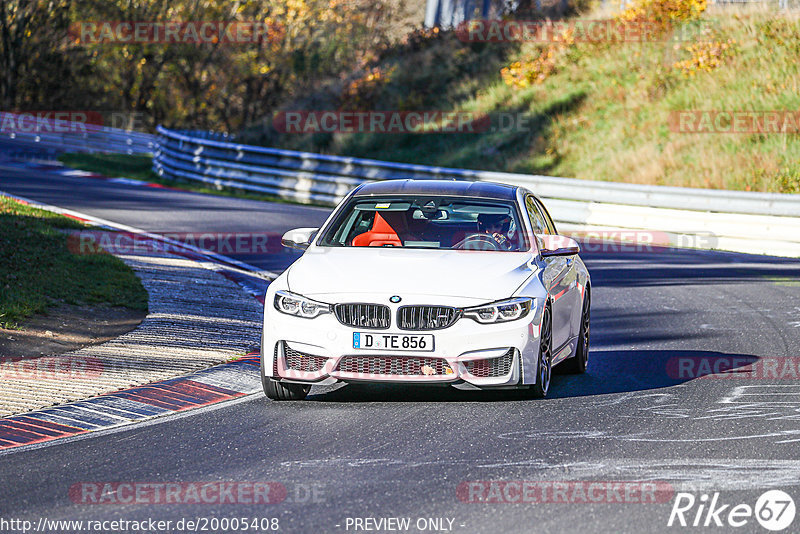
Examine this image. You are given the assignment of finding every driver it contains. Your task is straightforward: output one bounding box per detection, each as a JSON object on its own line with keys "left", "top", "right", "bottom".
{"left": 477, "top": 213, "right": 514, "bottom": 250}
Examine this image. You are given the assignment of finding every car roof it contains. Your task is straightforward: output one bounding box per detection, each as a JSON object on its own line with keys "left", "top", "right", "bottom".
{"left": 351, "top": 179, "right": 520, "bottom": 201}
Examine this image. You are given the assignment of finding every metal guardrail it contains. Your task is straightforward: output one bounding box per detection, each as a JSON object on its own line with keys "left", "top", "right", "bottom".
{"left": 0, "top": 112, "right": 155, "bottom": 155}
{"left": 154, "top": 126, "right": 800, "bottom": 257}
{"left": 154, "top": 127, "right": 800, "bottom": 212}
{"left": 1, "top": 112, "right": 796, "bottom": 256}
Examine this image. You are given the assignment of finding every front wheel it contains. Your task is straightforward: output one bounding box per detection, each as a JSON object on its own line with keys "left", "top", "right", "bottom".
{"left": 529, "top": 304, "right": 553, "bottom": 398}
{"left": 264, "top": 379, "right": 311, "bottom": 401}
{"left": 261, "top": 351, "right": 311, "bottom": 400}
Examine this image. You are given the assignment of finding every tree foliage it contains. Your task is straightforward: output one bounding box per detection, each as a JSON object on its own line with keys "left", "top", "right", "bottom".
{"left": 0, "top": 0, "right": 400, "bottom": 131}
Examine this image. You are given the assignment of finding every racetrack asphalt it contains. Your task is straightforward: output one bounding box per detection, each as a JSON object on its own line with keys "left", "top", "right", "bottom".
{"left": 0, "top": 159, "right": 331, "bottom": 273}
{"left": 2, "top": 160, "right": 800, "bottom": 533}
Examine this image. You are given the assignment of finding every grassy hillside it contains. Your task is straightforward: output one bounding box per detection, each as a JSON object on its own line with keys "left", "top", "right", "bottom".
{"left": 246, "top": 4, "right": 800, "bottom": 193}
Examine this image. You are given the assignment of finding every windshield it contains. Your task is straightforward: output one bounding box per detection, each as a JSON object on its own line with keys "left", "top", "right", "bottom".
{"left": 319, "top": 196, "right": 529, "bottom": 251}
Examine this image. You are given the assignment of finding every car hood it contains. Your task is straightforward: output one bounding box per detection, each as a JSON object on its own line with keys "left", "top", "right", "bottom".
{"left": 286, "top": 247, "right": 536, "bottom": 302}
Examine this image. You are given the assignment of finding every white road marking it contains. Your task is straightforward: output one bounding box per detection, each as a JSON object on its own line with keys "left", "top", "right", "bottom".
{"left": 497, "top": 428, "right": 800, "bottom": 443}
{"left": 276, "top": 457, "right": 800, "bottom": 491}
{"left": 0, "top": 188, "right": 277, "bottom": 280}
{"left": 720, "top": 385, "right": 800, "bottom": 406}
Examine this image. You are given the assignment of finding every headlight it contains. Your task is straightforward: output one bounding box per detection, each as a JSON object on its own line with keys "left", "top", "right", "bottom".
{"left": 463, "top": 297, "right": 534, "bottom": 324}
{"left": 274, "top": 290, "right": 331, "bottom": 319}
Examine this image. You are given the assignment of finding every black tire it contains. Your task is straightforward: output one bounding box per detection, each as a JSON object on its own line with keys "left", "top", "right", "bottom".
{"left": 260, "top": 347, "right": 311, "bottom": 400}
{"left": 264, "top": 379, "right": 311, "bottom": 401}
{"left": 560, "top": 288, "right": 590, "bottom": 374}
{"left": 529, "top": 303, "right": 553, "bottom": 399}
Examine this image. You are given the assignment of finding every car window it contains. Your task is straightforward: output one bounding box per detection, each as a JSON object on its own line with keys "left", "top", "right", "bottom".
{"left": 525, "top": 196, "right": 551, "bottom": 235}
{"left": 533, "top": 196, "right": 558, "bottom": 234}
{"left": 319, "top": 196, "right": 529, "bottom": 251}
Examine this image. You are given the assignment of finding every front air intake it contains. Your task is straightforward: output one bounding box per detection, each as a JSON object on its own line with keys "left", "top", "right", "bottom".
{"left": 283, "top": 343, "right": 329, "bottom": 373}
{"left": 336, "top": 355, "right": 453, "bottom": 376}
{"left": 464, "top": 349, "right": 515, "bottom": 378}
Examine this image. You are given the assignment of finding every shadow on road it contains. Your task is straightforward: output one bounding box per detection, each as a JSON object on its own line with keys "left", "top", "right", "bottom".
{"left": 548, "top": 349, "right": 759, "bottom": 398}
{"left": 582, "top": 248, "right": 800, "bottom": 288}
{"left": 304, "top": 349, "right": 757, "bottom": 403}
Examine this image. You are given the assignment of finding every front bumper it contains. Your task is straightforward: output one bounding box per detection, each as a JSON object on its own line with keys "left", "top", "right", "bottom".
{"left": 262, "top": 301, "right": 544, "bottom": 389}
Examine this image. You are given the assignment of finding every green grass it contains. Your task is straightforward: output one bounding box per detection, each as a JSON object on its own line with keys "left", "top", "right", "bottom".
{"left": 0, "top": 197, "right": 148, "bottom": 329}
{"left": 59, "top": 153, "right": 157, "bottom": 181}
{"left": 57, "top": 153, "right": 324, "bottom": 206}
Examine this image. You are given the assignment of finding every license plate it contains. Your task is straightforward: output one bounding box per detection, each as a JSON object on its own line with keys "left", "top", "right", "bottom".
{"left": 353, "top": 333, "right": 434, "bottom": 351}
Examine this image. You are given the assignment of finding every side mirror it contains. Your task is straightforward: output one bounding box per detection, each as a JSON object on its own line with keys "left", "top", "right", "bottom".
{"left": 539, "top": 234, "right": 580, "bottom": 257}
{"left": 281, "top": 227, "right": 319, "bottom": 250}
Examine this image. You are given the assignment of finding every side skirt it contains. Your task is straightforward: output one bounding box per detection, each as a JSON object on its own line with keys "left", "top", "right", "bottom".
{"left": 551, "top": 336, "right": 578, "bottom": 367}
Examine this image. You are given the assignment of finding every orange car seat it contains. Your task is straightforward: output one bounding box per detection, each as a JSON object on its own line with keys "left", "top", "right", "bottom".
{"left": 351, "top": 212, "right": 402, "bottom": 247}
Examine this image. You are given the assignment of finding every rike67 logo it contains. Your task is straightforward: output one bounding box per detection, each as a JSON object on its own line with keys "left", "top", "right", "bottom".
{"left": 668, "top": 490, "right": 796, "bottom": 531}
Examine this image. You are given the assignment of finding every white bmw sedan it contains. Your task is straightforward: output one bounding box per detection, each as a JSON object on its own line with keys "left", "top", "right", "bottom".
{"left": 261, "top": 180, "right": 590, "bottom": 400}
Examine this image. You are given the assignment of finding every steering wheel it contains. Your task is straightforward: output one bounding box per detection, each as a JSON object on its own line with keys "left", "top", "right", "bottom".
{"left": 452, "top": 233, "right": 501, "bottom": 251}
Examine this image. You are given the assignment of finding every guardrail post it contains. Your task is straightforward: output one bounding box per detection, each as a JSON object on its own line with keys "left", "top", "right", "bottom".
{"left": 425, "top": 0, "right": 441, "bottom": 27}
